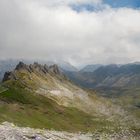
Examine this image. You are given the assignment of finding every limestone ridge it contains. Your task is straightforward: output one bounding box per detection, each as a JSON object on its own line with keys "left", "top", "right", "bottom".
{"left": 2, "top": 61, "right": 64, "bottom": 82}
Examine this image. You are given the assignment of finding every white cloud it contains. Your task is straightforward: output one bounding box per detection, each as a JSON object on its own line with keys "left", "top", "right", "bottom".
{"left": 33, "top": 0, "right": 102, "bottom": 6}
{"left": 0, "top": 0, "right": 140, "bottom": 66}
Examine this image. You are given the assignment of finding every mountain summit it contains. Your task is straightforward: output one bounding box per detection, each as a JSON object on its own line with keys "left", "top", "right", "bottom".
{"left": 3, "top": 62, "right": 63, "bottom": 82}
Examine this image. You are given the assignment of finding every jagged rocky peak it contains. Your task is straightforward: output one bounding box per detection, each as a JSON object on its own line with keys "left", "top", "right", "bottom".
{"left": 15, "top": 61, "right": 28, "bottom": 70}
{"left": 33, "top": 62, "right": 42, "bottom": 68}
{"left": 29, "top": 62, "right": 44, "bottom": 73}
{"left": 15, "top": 62, "right": 49, "bottom": 73}
{"left": 14, "top": 61, "right": 61, "bottom": 75}
{"left": 29, "top": 62, "right": 42, "bottom": 71}
{"left": 44, "top": 64, "right": 49, "bottom": 71}
{"left": 49, "top": 64, "right": 60, "bottom": 74}
{"left": 2, "top": 71, "right": 17, "bottom": 82}
{"left": 15, "top": 61, "right": 33, "bottom": 73}
{"left": 2, "top": 62, "right": 62, "bottom": 82}
{"left": 29, "top": 62, "right": 60, "bottom": 75}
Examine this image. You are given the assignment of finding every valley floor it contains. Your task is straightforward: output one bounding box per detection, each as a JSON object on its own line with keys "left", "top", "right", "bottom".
{"left": 0, "top": 122, "right": 139, "bottom": 140}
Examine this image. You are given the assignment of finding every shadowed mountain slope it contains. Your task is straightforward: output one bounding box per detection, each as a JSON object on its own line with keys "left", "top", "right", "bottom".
{"left": 80, "top": 64, "right": 102, "bottom": 72}
{"left": 65, "top": 64, "right": 140, "bottom": 88}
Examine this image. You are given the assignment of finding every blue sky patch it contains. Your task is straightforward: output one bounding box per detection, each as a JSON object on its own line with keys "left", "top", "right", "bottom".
{"left": 103, "top": 0, "right": 140, "bottom": 8}
{"left": 70, "top": 3, "right": 103, "bottom": 12}
{"left": 71, "top": 0, "right": 140, "bottom": 12}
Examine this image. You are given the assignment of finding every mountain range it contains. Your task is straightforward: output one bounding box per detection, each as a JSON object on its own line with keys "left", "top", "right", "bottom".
{"left": 80, "top": 64, "right": 102, "bottom": 72}
{"left": 64, "top": 63, "right": 140, "bottom": 88}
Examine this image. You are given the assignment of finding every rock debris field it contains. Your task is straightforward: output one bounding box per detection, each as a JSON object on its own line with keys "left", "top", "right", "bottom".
{"left": 0, "top": 122, "right": 139, "bottom": 140}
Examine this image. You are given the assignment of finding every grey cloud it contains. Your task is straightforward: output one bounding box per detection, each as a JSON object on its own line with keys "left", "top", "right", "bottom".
{"left": 0, "top": 0, "right": 140, "bottom": 66}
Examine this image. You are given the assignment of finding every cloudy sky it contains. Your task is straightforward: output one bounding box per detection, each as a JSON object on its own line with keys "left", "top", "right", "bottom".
{"left": 0, "top": 0, "right": 140, "bottom": 66}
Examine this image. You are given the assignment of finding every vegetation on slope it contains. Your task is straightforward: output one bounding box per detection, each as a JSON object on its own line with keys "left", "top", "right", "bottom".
{"left": 0, "top": 86, "right": 117, "bottom": 132}
{"left": 95, "top": 87, "right": 140, "bottom": 118}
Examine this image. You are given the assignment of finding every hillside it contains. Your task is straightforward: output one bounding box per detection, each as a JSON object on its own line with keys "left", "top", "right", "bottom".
{"left": 63, "top": 64, "right": 140, "bottom": 129}
{"left": 80, "top": 64, "right": 102, "bottom": 72}
{"left": 0, "top": 62, "right": 139, "bottom": 136}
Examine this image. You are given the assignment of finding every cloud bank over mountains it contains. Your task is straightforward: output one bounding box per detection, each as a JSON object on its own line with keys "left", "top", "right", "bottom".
{"left": 0, "top": 0, "right": 140, "bottom": 66}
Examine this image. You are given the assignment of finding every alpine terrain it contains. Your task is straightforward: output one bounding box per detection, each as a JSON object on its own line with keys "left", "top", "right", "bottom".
{"left": 0, "top": 62, "right": 139, "bottom": 139}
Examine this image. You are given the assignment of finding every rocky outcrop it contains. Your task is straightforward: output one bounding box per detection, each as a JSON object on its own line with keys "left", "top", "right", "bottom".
{"left": 15, "top": 62, "right": 28, "bottom": 71}
{"left": 2, "top": 71, "right": 17, "bottom": 82}
{"left": 29, "top": 62, "right": 47, "bottom": 74}
{"left": 49, "top": 64, "right": 60, "bottom": 74}
{"left": 2, "top": 62, "right": 63, "bottom": 82}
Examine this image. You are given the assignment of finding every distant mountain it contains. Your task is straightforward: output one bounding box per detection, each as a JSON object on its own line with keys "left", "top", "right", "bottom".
{"left": 64, "top": 63, "right": 140, "bottom": 88}
{"left": 92, "top": 64, "right": 140, "bottom": 88}
{"left": 39, "top": 60, "right": 78, "bottom": 72}
{"left": 80, "top": 64, "right": 102, "bottom": 72}
{"left": 57, "top": 61, "right": 78, "bottom": 72}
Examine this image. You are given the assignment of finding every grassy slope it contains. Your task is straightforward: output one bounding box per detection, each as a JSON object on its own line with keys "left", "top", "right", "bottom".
{"left": 0, "top": 86, "right": 116, "bottom": 132}
{"left": 95, "top": 87, "right": 140, "bottom": 125}
{"left": 114, "top": 88, "right": 140, "bottom": 119}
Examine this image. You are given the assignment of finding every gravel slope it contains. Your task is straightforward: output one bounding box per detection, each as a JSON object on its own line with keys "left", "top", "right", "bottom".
{"left": 0, "top": 122, "right": 139, "bottom": 140}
